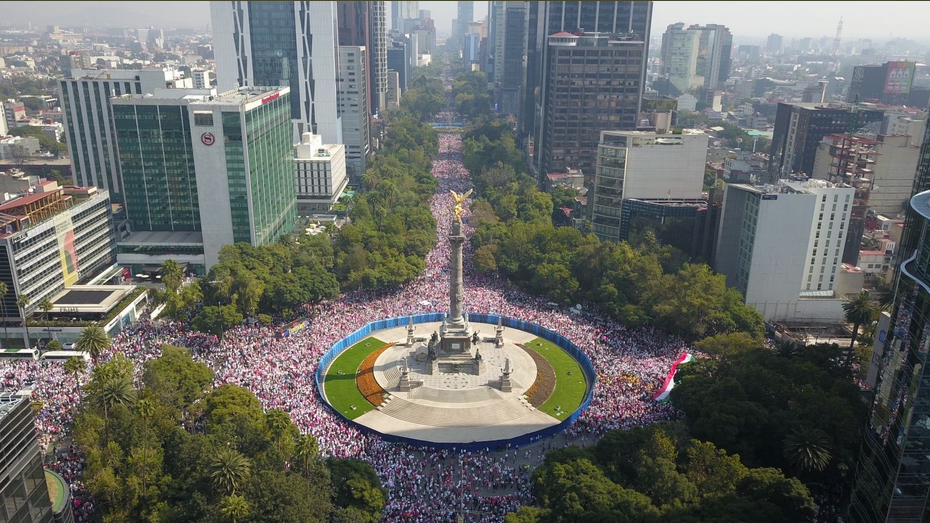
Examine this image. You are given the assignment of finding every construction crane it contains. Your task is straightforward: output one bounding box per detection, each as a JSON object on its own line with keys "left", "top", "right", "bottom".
{"left": 833, "top": 17, "right": 843, "bottom": 56}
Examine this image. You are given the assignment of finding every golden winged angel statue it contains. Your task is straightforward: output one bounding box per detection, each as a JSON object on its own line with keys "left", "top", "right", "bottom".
{"left": 450, "top": 188, "right": 473, "bottom": 223}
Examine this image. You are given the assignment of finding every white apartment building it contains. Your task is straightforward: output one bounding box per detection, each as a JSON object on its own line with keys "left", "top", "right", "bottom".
{"left": 591, "top": 129, "right": 708, "bottom": 242}
{"left": 715, "top": 179, "right": 855, "bottom": 323}
{"left": 337, "top": 46, "right": 370, "bottom": 185}
{"left": 294, "top": 132, "right": 347, "bottom": 213}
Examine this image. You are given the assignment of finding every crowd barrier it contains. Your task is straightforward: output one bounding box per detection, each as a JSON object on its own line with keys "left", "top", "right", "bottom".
{"left": 315, "top": 314, "right": 596, "bottom": 451}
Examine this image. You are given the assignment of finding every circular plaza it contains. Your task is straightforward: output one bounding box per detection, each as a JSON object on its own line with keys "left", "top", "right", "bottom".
{"left": 319, "top": 316, "right": 593, "bottom": 446}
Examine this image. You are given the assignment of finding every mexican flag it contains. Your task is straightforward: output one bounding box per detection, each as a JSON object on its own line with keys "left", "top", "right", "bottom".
{"left": 653, "top": 353, "right": 695, "bottom": 402}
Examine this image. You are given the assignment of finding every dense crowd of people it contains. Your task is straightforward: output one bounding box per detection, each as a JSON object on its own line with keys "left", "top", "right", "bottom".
{"left": 0, "top": 118, "right": 686, "bottom": 522}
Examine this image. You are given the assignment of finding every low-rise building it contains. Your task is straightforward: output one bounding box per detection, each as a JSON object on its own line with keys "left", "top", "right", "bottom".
{"left": 0, "top": 136, "right": 40, "bottom": 159}
{"left": 294, "top": 132, "right": 347, "bottom": 213}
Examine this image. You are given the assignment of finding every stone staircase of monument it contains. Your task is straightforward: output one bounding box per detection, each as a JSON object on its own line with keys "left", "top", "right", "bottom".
{"left": 378, "top": 397, "right": 534, "bottom": 427}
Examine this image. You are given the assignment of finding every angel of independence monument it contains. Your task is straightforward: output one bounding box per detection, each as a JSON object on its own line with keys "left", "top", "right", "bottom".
{"left": 429, "top": 189, "right": 486, "bottom": 375}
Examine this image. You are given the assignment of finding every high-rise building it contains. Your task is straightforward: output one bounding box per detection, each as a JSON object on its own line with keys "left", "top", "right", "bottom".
{"left": 338, "top": 46, "right": 371, "bottom": 184}
{"left": 456, "top": 1, "right": 474, "bottom": 49}
{"left": 58, "top": 68, "right": 194, "bottom": 203}
{"left": 370, "top": 1, "right": 388, "bottom": 114}
{"left": 660, "top": 23, "right": 702, "bottom": 95}
{"left": 387, "top": 39, "right": 410, "bottom": 91}
{"left": 391, "top": 1, "right": 419, "bottom": 31}
{"left": 523, "top": 1, "right": 653, "bottom": 180}
{"left": 495, "top": 1, "right": 526, "bottom": 117}
{"left": 659, "top": 23, "right": 730, "bottom": 98}
{"left": 294, "top": 132, "right": 348, "bottom": 212}
{"left": 536, "top": 32, "right": 645, "bottom": 179}
{"left": 849, "top": 120, "right": 930, "bottom": 523}
{"left": 591, "top": 129, "right": 708, "bottom": 242}
{"left": 769, "top": 102, "right": 885, "bottom": 182}
{"left": 488, "top": 1, "right": 506, "bottom": 83}
{"left": 714, "top": 180, "right": 854, "bottom": 322}
{"left": 0, "top": 392, "right": 56, "bottom": 523}
{"left": 211, "top": 1, "right": 342, "bottom": 144}
{"left": 337, "top": 1, "right": 388, "bottom": 115}
{"left": 766, "top": 33, "right": 783, "bottom": 53}
{"left": 112, "top": 87, "right": 296, "bottom": 270}
{"left": 690, "top": 24, "right": 732, "bottom": 93}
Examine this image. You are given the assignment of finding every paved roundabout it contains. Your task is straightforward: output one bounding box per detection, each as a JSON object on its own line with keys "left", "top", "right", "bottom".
{"left": 319, "top": 316, "right": 593, "bottom": 447}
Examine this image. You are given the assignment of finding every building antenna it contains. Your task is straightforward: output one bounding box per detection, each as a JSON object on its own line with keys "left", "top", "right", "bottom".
{"left": 833, "top": 17, "right": 843, "bottom": 56}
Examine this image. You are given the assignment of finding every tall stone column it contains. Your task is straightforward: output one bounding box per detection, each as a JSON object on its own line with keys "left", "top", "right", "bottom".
{"left": 448, "top": 220, "right": 466, "bottom": 326}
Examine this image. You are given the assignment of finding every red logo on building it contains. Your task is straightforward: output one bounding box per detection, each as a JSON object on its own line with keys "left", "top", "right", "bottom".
{"left": 261, "top": 92, "right": 280, "bottom": 105}
{"left": 201, "top": 132, "right": 215, "bottom": 146}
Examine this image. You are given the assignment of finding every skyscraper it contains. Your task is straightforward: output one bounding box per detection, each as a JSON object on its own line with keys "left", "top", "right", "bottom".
{"left": 691, "top": 24, "right": 732, "bottom": 92}
{"left": 58, "top": 68, "right": 192, "bottom": 203}
{"left": 391, "top": 0, "right": 419, "bottom": 31}
{"left": 337, "top": 1, "right": 388, "bottom": 115}
{"left": 338, "top": 45, "right": 371, "bottom": 183}
{"left": 523, "top": 1, "right": 653, "bottom": 181}
{"left": 457, "top": 1, "right": 474, "bottom": 48}
{"left": 112, "top": 87, "right": 297, "bottom": 269}
{"left": 849, "top": 118, "right": 930, "bottom": 523}
{"left": 488, "top": 2, "right": 527, "bottom": 118}
{"left": 536, "top": 32, "right": 646, "bottom": 178}
{"left": 660, "top": 23, "right": 702, "bottom": 95}
{"left": 211, "top": 1, "right": 342, "bottom": 144}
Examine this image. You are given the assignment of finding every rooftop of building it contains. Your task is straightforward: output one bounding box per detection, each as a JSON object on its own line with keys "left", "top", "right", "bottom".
{"left": 0, "top": 390, "right": 26, "bottom": 422}
{"left": 731, "top": 178, "right": 850, "bottom": 196}
{"left": 112, "top": 86, "right": 289, "bottom": 106}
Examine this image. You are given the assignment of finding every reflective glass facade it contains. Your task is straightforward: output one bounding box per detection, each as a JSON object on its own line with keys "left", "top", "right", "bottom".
{"left": 241, "top": 92, "right": 297, "bottom": 245}
{"left": 850, "top": 120, "right": 930, "bottom": 523}
{"left": 0, "top": 394, "right": 54, "bottom": 523}
{"left": 113, "top": 103, "right": 200, "bottom": 231}
{"left": 246, "top": 2, "right": 301, "bottom": 121}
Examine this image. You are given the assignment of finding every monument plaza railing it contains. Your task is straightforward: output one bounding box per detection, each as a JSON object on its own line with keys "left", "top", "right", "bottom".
{"left": 315, "top": 314, "right": 596, "bottom": 451}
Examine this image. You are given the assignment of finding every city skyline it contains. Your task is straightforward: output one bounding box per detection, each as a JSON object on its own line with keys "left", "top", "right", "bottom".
{"left": 1, "top": 1, "right": 929, "bottom": 42}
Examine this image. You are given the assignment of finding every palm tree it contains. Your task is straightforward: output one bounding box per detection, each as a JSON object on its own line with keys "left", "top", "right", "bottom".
{"left": 874, "top": 280, "right": 896, "bottom": 311}
{"left": 293, "top": 434, "right": 320, "bottom": 481}
{"left": 843, "top": 291, "right": 878, "bottom": 366}
{"left": 137, "top": 399, "right": 155, "bottom": 498}
{"left": 0, "top": 281, "right": 9, "bottom": 348}
{"left": 16, "top": 295, "right": 30, "bottom": 348}
{"left": 266, "top": 410, "right": 292, "bottom": 454}
{"left": 63, "top": 357, "right": 85, "bottom": 387}
{"left": 38, "top": 297, "right": 54, "bottom": 344}
{"left": 219, "top": 494, "right": 250, "bottom": 523}
{"left": 210, "top": 448, "right": 251, "bottom": 496}
{"left": 96, "top": 376, "right": 136, "bottom": 443}
{"left": 160, "top": 259, "right": 183, "bottom": 294}
{"left": 76, "top": 324, "right": 111, "bottom": 366}
{"left": 775, "top": 340, "right": 802, "bottom": 358}
{"left": 782, "top": 425, "right": 833, "bottom": 473}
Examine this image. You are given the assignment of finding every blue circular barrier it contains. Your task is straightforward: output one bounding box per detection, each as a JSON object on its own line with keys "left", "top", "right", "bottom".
{"left": 315, "top": 313, "right": 596, "bottom": 451}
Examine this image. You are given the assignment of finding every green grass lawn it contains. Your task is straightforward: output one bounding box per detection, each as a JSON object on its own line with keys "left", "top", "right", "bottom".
{"left": 524, "top": 337, "right": 588, "bottom": 419}
{"left": 323, "top": 337, "right": 386, "bottom": 420}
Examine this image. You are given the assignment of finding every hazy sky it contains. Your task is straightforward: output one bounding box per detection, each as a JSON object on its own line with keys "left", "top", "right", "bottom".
{"left": 1, "top": 1, "right": 928, "bottom": 42}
